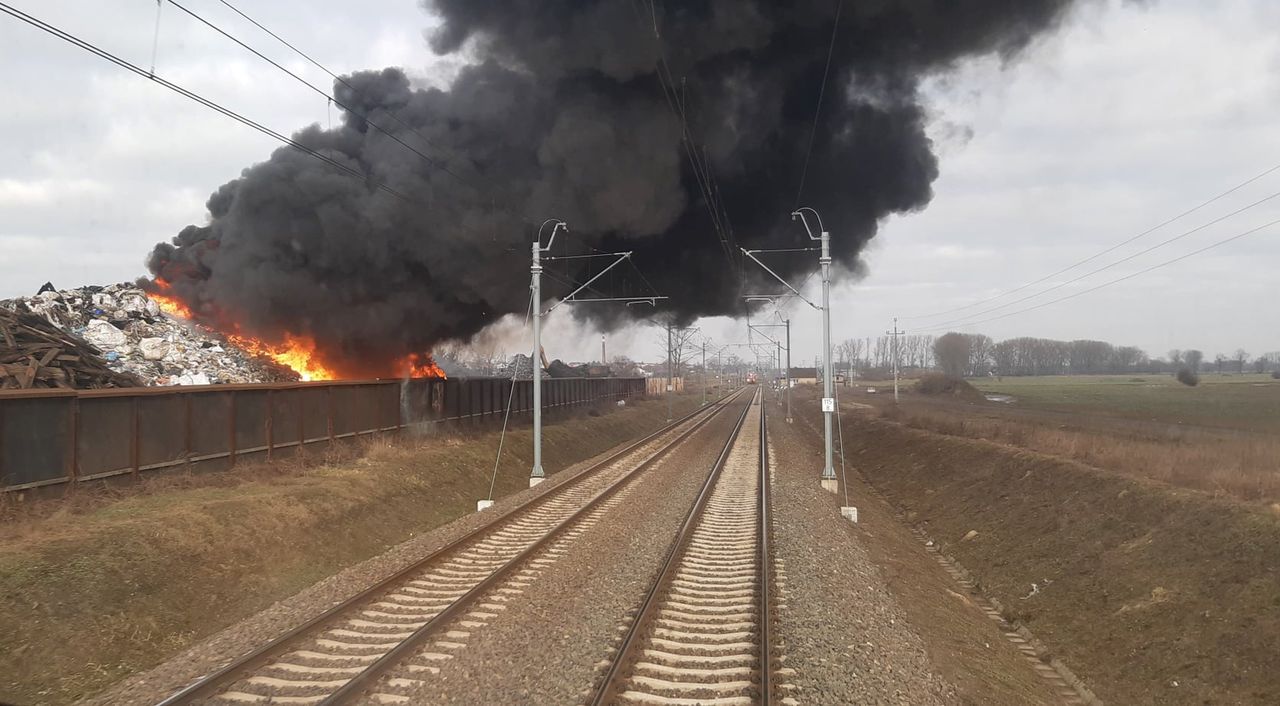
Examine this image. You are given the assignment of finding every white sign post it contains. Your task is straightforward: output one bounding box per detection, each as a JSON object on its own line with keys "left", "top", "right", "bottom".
{"left": 821, "top": 397, "right": 835, "bottom": 413}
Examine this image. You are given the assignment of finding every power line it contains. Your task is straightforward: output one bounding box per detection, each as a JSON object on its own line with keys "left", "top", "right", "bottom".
{"left": 918, "top": 187, "right": 1280, "bottom": 330}
{"left": 627, "top": 256, "right": 662, "bottom": 298}
{"left": 904, "top": 159, "right": 1280, "bottom": 320}
{"left": 165, "top": 0, "right": 492, "bottom": 199}
{"left": 629, "top": 0, "right": 739, "bottom": 270}
{"left": 0, "top": 2, "right": 415, "bottom": 204}
{"left": 213, "top": 0, "right": 498, "bottom": 193}
{"left": 795, "top": 0, "right": 844, "bottom": 208}
{"left": 910, "top": 216, "right": 1278, "bottom": 333}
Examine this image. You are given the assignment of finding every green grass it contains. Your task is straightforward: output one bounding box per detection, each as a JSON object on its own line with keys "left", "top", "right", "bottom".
{"left": 969, "top": 374, "right": 1280, "bottom": 433}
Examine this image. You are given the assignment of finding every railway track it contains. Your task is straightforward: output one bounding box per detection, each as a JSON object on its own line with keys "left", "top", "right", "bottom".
{"left": 592, "top": 388, "right": 772, "bottom": 706}
{"left": 156, "top": 389, "right": 750, "bottom": 706}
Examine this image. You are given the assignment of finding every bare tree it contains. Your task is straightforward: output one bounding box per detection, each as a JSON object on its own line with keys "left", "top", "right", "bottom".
{"left": 1068, "top": 340, "right": 1115, "bottom": 373}
{"left": 1233, "top": 349, "right": 1249, "bottom": 374}
{"left": 836, "top": 338, "right": 864, "bottom": 377}
{"left": 609, "top": 355, "right": 638, "bottom": 376}
{"left": 1113, "top": 346, "right": 1145, "bottom": 371}
{"left": 653, "top": 321, "right": 701, "bottom": 379}
{"left": 968, "top": 334, "right": 994, "bottom": 376}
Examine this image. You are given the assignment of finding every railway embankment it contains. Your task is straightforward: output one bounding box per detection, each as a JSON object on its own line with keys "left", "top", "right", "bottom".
{"left": 821, "top": 397, "right": 1280, "bottom": 705}
{"left": 0, "top": 393, "right": 702, "bottom": 705}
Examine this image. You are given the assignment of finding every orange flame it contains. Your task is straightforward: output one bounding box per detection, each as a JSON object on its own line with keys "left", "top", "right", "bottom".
{"left": 150, "top": 278, "right": 336, "bottom": 381}
{"left": 402, "top": 352, "right": 448, "bottom": 379}
{"left": 148, "top": 278, "right": 442, "bottom": 382}
{"left": 149, "top": 278, "right": 196, "bottom": 320}
{"left": 227, "top": 332, "right": 338, "bottom": 382}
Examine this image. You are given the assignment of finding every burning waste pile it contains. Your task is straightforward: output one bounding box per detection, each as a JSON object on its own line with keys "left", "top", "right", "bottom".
{"left": 1, "top": 283, "right": 301, "bottom": 387}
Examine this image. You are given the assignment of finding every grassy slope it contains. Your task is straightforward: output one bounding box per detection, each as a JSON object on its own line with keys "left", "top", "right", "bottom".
{"left": 0, "top": 394, "right": 702, "bottom": 705}
{"left": 796, "top": 381, "right": 1280, "bottom": 705}
{"left": 971, "top": 374, "right": 1280, "bottom": 432}
{"left": 852, "top": 419, "right": 1280, "bottom": 705}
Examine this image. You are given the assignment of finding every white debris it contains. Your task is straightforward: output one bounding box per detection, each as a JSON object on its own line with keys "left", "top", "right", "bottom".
{"left": 84, "top": 319, "right": 127, "bottom": 348}
{"left": 1, "top": 282, "right": 299, "bottom": 386}
{"left": 139, "top": 337, "right": 169, "bottom": 361}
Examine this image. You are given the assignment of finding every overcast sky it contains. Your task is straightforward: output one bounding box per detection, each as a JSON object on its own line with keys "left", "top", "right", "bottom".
{"left": 2, "top": 0, "right": 1278, "bottom": 365}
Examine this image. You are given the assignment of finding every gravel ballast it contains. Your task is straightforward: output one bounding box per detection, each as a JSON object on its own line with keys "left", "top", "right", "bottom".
{"left": 379, "top": 394, "right": 754, "bottom": 704}
{"left": 766, "top": 392, "right": 956, "bottom": 705}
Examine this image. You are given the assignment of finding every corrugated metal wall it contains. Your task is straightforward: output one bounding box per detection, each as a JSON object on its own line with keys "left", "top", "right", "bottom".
{"left": 0, "top": 377, "right": 646, "bottom": 491}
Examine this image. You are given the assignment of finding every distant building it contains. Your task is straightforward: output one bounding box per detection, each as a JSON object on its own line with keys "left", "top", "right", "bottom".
{"left": 788, "top": 367, "right": 818, "bottom": 384}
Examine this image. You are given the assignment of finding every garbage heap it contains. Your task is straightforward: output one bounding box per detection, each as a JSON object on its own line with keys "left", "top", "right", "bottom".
{"left": 1, "top": 283, "right": 300, "bottom": 386}
{"left": 499, "top": 354, "right": 536, "bottom": 380}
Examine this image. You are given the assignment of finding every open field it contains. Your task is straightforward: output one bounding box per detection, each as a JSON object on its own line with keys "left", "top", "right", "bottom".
{"left": 0, "top": 393, "right": 706, "bottom": 705}
{"left": 847, "top": 374, "right": 1280, "bottom": 503}
{"left": 970, "top": 373, "right": 1280, "bottom": 433}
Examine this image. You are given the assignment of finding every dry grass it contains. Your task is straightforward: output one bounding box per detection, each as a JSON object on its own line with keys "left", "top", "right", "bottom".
{"left": 0, "top": 399, "right": 616, "bottom": 531}
{"left": 0, "top": 434, "right": 372, "bottom": 533}
{"left": 0, "top": 394, "right": 700, "bottom": 705}
{"left": 881, "top": 404, "right": 1280, "bottom": 503}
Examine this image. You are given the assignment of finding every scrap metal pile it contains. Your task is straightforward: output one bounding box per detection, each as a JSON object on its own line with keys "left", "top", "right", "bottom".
{"left": 1, "top": 283, "right": 299, "bottom": 388}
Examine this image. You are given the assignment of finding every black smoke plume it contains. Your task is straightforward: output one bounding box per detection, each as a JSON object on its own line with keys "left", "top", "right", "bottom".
{"left": 146, "top": 0, "right": 1081, "bottom": 377}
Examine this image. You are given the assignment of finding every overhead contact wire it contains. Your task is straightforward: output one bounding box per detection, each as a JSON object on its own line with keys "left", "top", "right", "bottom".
{"left": 215, "top": 0, "right": 490, "bottom": 186}
{"left": 904, "top": 160, "right": 1280, "bottom": 320}
{"left": 795, "top": 0, "right": 844, "bottom": 208}
{"left": 921, "top": 188, "right": 1280, "bottom": 330}
{"left": 0, "top": 2, "right": 416, "bottom": 204}
{"left": 166, "top": 0, "right": 487, "bottom": 195}
{"left": 912, "top": 216, "right": 1279, "bottom": 333}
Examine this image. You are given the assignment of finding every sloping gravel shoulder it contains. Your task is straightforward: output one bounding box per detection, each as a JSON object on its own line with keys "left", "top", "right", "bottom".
{"left": 82, "top": 402, "right": 720, "bottom": 706}
{"left": 786, "top": 399, "right": 1073, "bottom": 705}
{"left": 767, "top": 394, "right": 955, "bottom": 705}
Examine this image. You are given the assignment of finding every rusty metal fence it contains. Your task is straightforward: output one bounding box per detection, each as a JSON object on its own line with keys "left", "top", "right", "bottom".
{"left": 0, "top": 377, "right": 646, "bottom": 492}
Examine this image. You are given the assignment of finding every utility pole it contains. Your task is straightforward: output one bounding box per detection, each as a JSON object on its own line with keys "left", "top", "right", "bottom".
{"left": 667, "top": 322, "right": 673, "bottom": 422}
{"left": 601, "top": 335, "right": 606, "bottom": 367}
{"left": 701, "top": 338, "right": 707, "bottom": 406}
{"left": 739, "top": 207, "right": 836, "bottom": 493}
{"left": 775, "top": 340, "right": 782, "bottom": 399}
{"left": 784, "top": 318, "right": 792, "bottom": 423}
{"left": 530, "top": 221, "right": 659, "bottom": 489}
{"left": 886, "top": 317, "right": 903, "bottom": 403}
{"left": 816, "top": 214, "right": 836, "bottom": 493}
{"left": 530, "top": 219, "right": 566, "bottom": 487}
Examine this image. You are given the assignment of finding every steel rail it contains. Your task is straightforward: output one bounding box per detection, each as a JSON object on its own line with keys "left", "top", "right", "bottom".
{"left": 320, "top": 388, "right": 752, "bottom": 704}
{"left": 758, "top": 387, "right": 773, "bottom": 704}
{"left": 589, "top": 387, "right": 762, "bottom": 706}
{"left": 156, "top": 387, "right": 746, "bottom": 706}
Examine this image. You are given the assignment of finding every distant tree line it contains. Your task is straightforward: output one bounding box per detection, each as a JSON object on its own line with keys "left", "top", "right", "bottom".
{"left": 835, "top": 334, "right": 936, "bottom": 379}
{"left": 911, "top": 332, "right": 1278, "bottom": 378}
